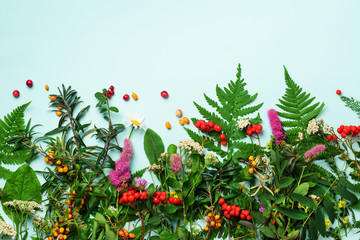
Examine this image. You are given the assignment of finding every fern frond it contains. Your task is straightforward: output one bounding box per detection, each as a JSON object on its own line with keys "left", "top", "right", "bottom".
{"left": 0, "top": 102, "right": 32, "bottom": 168}
{"left": 0, "top": 165, "right": 13, "bottom": 180}
{"left": 340, "top": 96, "right": 360, "bottom": 118}
{"left": 276, "top": 67, "right": 325, "bottom": 142}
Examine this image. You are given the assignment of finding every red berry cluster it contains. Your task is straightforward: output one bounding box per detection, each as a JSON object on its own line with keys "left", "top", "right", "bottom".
{"left": 102, "top": 85, "right": 115, "bottom": 99}
{"left": 246, "top": 124, "right": 263, "bottom": 136}
{"left": 168, "top": 196, "right": 182, "bottom": 205}
{"left": 152, "top": 191, "right": 167, "bottom": 204}
{"left": 119, "top": 189, "right": 148, "bottom": 204}
{"left": 194, "top": 119, "right": 227, "bottom": 146}
{"left": 337, "top": 125, "right": 360, "bottom": 138}
{"left": 218, "top": 198, "right": 252, "bottom": 221}
{"left": 326, "top": 134, "right": 338, "bottom": 141}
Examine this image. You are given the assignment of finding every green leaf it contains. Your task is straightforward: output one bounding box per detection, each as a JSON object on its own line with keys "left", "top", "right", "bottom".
{"left": 95, "top": 92, "right": 106, "bottom": 101}
{"left": 144, "top": 128, "right": 164, "bottom": 165}
{"left": 105, "top": 223, "right": 117, "bottom": 240}
{"left": 283, "top": 230, "right": 300, "bottom": 240}
{"left": 259, "top": 226, "right": 277, "bottom": 239}
{"left": 177, "top": 226, "right": 190, "bottom": 240}
{"left": 165, "top": 204, "right": 181, "bottom": 214}
{"left": 109, "top": 106, "right": 119, "bottom": 113}
{"left": 278, "top": 177, "right": 295, "bottom": 188}
{"left": 323, "top": 198, "right": 335, "bottom": 223}
{"left": 275, "top": 206, "right": 308, "bottom": 220}
{"left": 293, "top": 182, "right": 309, "bottom": 196}
{"left": 166, "top": 176, "right": 181, "bottom": 191}
{"left": 334, "top": 186, "right": 358, "bottom": 202}
{"left": 315, "top": 207, "right": 326, "bottom": 237}
{"left": 148, "top": 215, "right": 162, "bottom": 226}
{"left": 339, "top": 176, "right": 359, "bottom": 192}
{"left": 167, "top": 144, "right": 177, "bottom": 156}
{"left": 290, "top": 193, "right": 316, "bottom": 209}
{"left": 159, "top": 231, "right": 178, "bottom": 240}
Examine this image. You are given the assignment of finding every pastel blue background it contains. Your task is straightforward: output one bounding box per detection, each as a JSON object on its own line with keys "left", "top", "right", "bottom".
{"left": 1, "top": 1, "right": 360, "bottom": 239}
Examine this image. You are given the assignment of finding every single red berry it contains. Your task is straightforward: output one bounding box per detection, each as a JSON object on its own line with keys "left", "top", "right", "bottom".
{"left": 226, "top": 206, "right": 231, "bottom": 212}
{"left": 195, "top": 121, "right": 201, "bottom": 128}
{"left": 332, "top": 134, "right": 338, "bottom": 140}
{"left": 240, "top": 214, "right": 245, "bottom": 220}
{"left": 128, "top": 195, "right": 135, "bottom": 202}
{"left": 110, "top": 90, "right": 114, "bottom": 95}
{"left": 218, "top": 198, "right": 225, "bottom": 205}
{"left": 230, "top": 210, "right": 235, "bottom": 216}
{"left": 246, "top": 130, "right": 253, "bottom": 136}
{"left": 123, "top": 196, "right": 128, "bottom": 202}
{"left": 226, "top": 214, "right": 231, "bottom": 219}
{"left": 12, "top": 90, "right": 20, "bottom": 98}
{"left": 161, "top": 90, "right": 169, "bottom": 98}
{"left": 207, "top": 121, "right": 215, "bottom": 128}
{"left": 119, "top": 198, "right": 124, "bottom": 203}
{"left": 110, "top": 85, "right": 114, "bottom": 90}
{"left": 26, "top": 79, "right": 33, "bottom": 87}
{"left": 156, "top": 191, "right": 162, "bottom": 197}
{"left": 221, "top": 141, "right": 227, "bottom": 146}
{"left": 327, "top": 135, "right": 332, "bottom": 141}
{"left": 336, "top": 89, "right": 341, "bottom": 95}
{"left": 107, "top": 93, "right": 112, "bottom": 98}
{"left": 246, "top": 215, "right": 252, "bottom": 221}
{"left": 214, "top": 124, "right": 222, "bottom": 132}
{"left": 219, "top": 134, "right": 226, "bottom": 140}
{"left": 168, "top": 197, "right": 174, "bottom": 204}
{"left": 134, "top": 193, "right": 140, "bottom": 199}
{"left": 153, "top": 197, "right": 160, "bottom": 204}
{"left": 123, "top": 94, "right": 130, "bottom": 101}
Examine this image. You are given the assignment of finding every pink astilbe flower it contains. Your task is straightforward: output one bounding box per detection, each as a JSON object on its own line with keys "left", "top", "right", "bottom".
{"left": 304, "top": 144, "right": 326, "bottom": 162}
{"left": 134, "top": 177, "right": 147, "bottom": 189}
{"left": 268, "top": 109, "right": 286, "bottom": 145}
{"left": 170, "top": 153, "right": 182, "bottom": 174}
{"left": 109, "top": 139, "right": 133, "bottom": 190}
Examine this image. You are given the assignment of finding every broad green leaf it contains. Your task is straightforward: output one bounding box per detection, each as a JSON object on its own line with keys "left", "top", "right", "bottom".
{"left": 165, "top": 204, "right": 181, "bottom": 214}
{"left": 147, "top": 184, "right": 155, "bottom": 198}
{"left": 293, "top": 182, "right": 309, "bottom": 196}
{"left": 167, "top": 144, "right": 177, "bottom": 156}
{"left": 259, "top": 226, "right": 277, "bottom": 239}
{"left": 177, "top": 227, "right": 190, "bottom": 240}
{"left": 334, "top": 186, "right": 358, "bottom": 202}
{"left": 275, "top": 207, "right": 308, "bottom": 220}
{"left": 284, "top": 230, "right": 300, "bottom": 240}
{"left": 148, "top": 215, "right": 162, "bottom": 226}
{"left": 109, "top": 106, "right": 119, "bottom": 113}
{"left": 166, "top": 176, "right": 181, "bottom": 191}
{"left": 159, "top": 231, "right": 178, "bottom": 240}
{"left": 278, "top": 177, "right": 295, "bottom": 188}
{"left": 95, "top": 213, "right": 107, "bottom": 226}
{"left": 144, "top": 129, "right": 164, "bottom": 165}
{"left": 105, "top": 223, "right": 117, "bottom": 240}
{"left": 290, "top": 193, "right": 316, "bottom": 209}
{"left": 95, "top": 92, "right": 106, "bottom": 100}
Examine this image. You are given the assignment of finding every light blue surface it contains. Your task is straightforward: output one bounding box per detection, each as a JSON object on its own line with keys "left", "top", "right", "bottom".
{"left": 1, "top": 1, "right": 360, "bottom": 239}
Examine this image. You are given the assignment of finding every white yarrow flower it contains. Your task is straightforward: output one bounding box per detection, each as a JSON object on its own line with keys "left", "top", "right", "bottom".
{"left": 126, "top": 113, "right": 146, "bottom": 130}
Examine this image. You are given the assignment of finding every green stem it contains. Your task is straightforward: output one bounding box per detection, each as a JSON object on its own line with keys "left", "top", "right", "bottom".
{"left": 128, "top": 127, "right": 135, "bottom": 139}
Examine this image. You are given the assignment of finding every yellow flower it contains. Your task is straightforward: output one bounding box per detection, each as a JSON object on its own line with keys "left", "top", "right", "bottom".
{"left": 338, "top": 200, "right": 347, "bottom": 208}
{"left": 170, "top": 191, "right": 176, "bottom": 196}
{"left": 238, "top": 184, "right": 246, "bottom": 193}
{"left": 343, "top": 216, "right": 349, "bottom": 224}
{"left": 325, "top": 219, "right": 331, "bottom": 228}
{"left": 266, "top": 141, "right": 272, "bottom": 149}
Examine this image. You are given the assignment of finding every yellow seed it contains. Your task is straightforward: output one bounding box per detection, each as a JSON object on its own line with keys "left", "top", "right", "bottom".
{"left": 72, "top": 189, "right": 76, "bottom": 195}
{"left": 132, "top": 92, "right": 138, "bottom": 100}
{"left": 165, "top": 121, "right": 171, "bottom": 129}
{"left": 207, "top": 212, "right": 213, "bottom": 218}
{"left": 53, "top": 232, "right": 58, "bottom": 237}
{"left": 216, "top": 222, "right": 221, "bottom": 228}
{"left": 248, "top": 168, "right": 254, "bottom": 174}
{"left": 63, "top": 235, "right": 67, "bottom": 240}
{"left": 49, "top": 161, "right": 54, "bottom": 165}
{"left": 65, "top": 227, "right": 70, "bottom": 233}
{"left": 89, "top": 187, "right": 93, "bottom": 191}
{"left": 210, "top": 221, "right": 215, "bottom": 226}
{"left": 179, "top": 119, "right": 184, "bottom": 125}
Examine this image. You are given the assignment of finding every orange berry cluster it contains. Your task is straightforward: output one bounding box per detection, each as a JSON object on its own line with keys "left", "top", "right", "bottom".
{"left": 118, "top": 229, "right": 136, "bottom": 239}
{"left": 43, "top": 151, "right": 70, "bottom": 174}
{"left": 204, "top": 212, "right": 222, "bottom": 231}
{"left": 337, "top": 125, "right": 360, "bottom": 138}
{"left": 48, "top": 222, "right": 70, "bottom": 240}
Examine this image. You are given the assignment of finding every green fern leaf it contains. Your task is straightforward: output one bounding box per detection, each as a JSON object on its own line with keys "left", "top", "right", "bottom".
{"left": 0, "top": 165, "right": 13, "bottom": 180}
{"left": 189, "top": 64, "right": 263, "bottom": 161}
{"left": 276, "top": 67, "right": 325, "bottom": 142}
{"left": 340, "top": 96, "right": 360, "bottom": 118}
{"left": 0, "top": 102, "right": 32, "bottom": 175}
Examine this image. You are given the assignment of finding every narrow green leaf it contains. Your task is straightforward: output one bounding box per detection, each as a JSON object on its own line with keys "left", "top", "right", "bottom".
{"left": 275, "top": 207, "right": 308, "bottom": 220}
{"left": 334, "top": 186, "right": 358, "bottom": 202}
{"left": 315, "top": 207, "right": 326, "bottom": 237}
{"left": 279, "top": 177, "right": 295, "bottom": 188}
{"left": 259, "top": 226, "right": 277, "bottom": 239}
{"left": 323, "top": 198, "right": 335, "bottom": 223}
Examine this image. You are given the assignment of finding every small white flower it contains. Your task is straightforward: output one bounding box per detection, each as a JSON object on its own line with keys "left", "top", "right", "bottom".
{"left": 125, "top": 113, "right": 146, "bottom": 130}
{"left": 298, "top": 132, "right": 303, "bottom": 140}
{"left": 236, "top": 119, "right": 250, "bottom": 129}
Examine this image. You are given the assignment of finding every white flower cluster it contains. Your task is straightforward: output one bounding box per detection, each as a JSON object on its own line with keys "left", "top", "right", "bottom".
{"left": 236, "top": 118, "right": 250, "bottom": 130}
{"left": 323, "top": 123, "right": 332, "bottom": 134}
{"left": 298, "top": 132, "right": 304, "bottom": 140}
{"left": 307, "top": 119, "right": 319, "bottom": 135}
{"left": 2, "top": 200, "right": 43, "bottom": 215}
{"left": 204, "top": 153, "right": 218, "bottom": 166}
{"left": 178, "top": 139, "right": 203, "bottom": 155}
{"left": 0, "top": 219, "right": 16, "bottom": 239}
{"left": 147, "top": 164, "right": 163, "bottom": 171}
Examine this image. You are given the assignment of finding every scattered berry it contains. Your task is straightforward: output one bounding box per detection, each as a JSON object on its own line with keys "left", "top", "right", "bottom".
{"left": 161, "top": 90, "right": 169, "bottom": 98}
{"left": 56, "top": 111, "right": 62, "bottom": 116}
{"left": 179, "top": 119, "right": 184, "bottom": 125}
{"left": 221, "top": 140, "right": 227, "bottom": 146}
{"left": 336, "top": 89, "right": 341, "bottom": 95}
{"left": 123, "top": 94, "right": 130, "bottom": 101}
{"left": 12, "top": 90, "right": 20, "bottom": 98}
{"left": 165, "top": 121, "right": 171, "bottom": 129}
{"left": 45, "top": 85, "right": 49, "bottom": 90}
{"left": 26, "top": 79, "right": 33, "bottom": 87}
{"left": 132, "top": 92, "right": 138, "bottom": 100}
{"left": 214, "top": 124, "right": 222, "bottom": 132}
{"left": 183, "top": 117, "right": 190, "bottom": 124}
{"left": 110, "top": 85, "right": 114, "bottom": 90}
{"left": 175, "top": 109, "right": 182, "bottom": 117}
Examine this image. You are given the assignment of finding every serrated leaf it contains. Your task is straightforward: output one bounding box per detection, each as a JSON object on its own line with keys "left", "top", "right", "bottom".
{"left": 323, "top": 198, "right": 335, "bottom": 223}
{"left": 315, "top": 207, "right": 326, "bottom": 237}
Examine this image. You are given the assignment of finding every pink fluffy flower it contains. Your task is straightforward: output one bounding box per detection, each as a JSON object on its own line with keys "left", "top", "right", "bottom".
{"left": 268, "top": 109, "right": 286, "bottom": 145}
{"left": 109, "top": 139, "right": 133, "bottom": 190}
{"left": 170, "top": 153, "right": 182, "bottom": 174}
{"left": 134, "top": 177, "right": 147, "bottom": 189}
{"left": 304, "top": 145, "right": 326, "bottom": 162}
